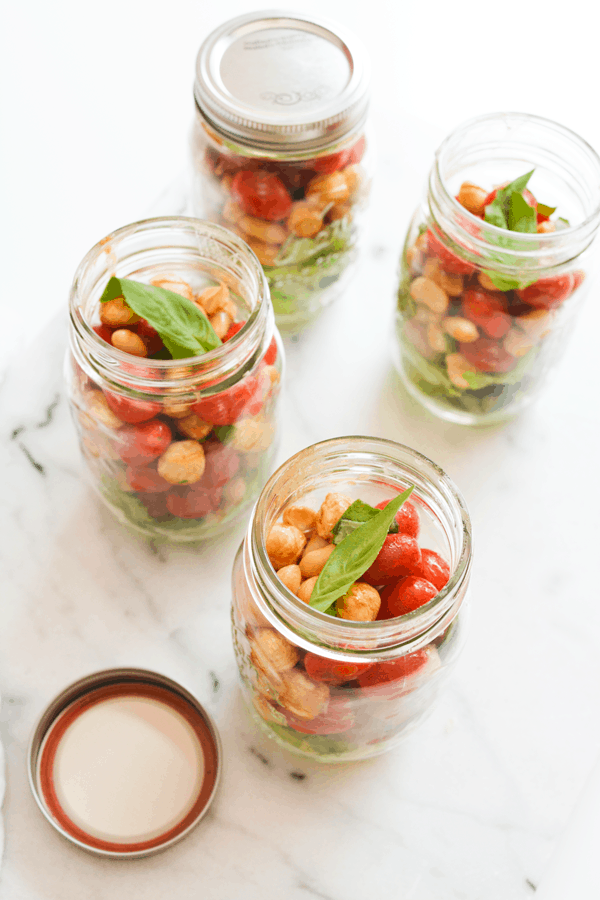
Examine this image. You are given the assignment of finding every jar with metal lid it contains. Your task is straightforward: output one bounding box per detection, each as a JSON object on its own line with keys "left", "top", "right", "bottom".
{"left": 67, "top": 217, "right": 283, "bottom": 543}
{"left": 190, "top": 11, "right": 372, "bottom": 332}
{"left": 231, "top": 437, "right": 472, "bottom": 762}
{"left": 393, "top": 112, "right": 600, "bottom": 425}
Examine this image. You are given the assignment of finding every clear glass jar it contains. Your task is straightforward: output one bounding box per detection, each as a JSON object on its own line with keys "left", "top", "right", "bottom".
{"left": 190, "top": 11, "right": 372, "bottom": 332}
{"left": 67, "top": 217, "right": 283, "bottom": 543}
{"left": 394, "top": 112, "right": 600, "bottom": 425}
{"left": 231, "top": 437, "right": 472, "bottom": 762}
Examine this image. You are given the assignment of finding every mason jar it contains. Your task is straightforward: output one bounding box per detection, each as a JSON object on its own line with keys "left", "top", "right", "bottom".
{"left": 190, "top": 11, "right": 372, "bottom": 332}
{"left": 231, "top": 437, "right": 472, "bottom": 762}
{"left": 67, "top": 217, "right": 283, "bottom": 543}
{"left": 394, "top": 112, "right": 600, "bottom": 425}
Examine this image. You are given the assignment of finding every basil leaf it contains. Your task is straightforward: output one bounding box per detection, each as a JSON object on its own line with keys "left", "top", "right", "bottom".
{"left": 508, "top": 192, "right": 537, "bottom": 233}
{"left": 484, "top": 170, "right": 536, "bottom": 233}
{"left": 481, "top": 270, "right": 536, "bottom": 292}
{"left": 484, "top": 198, "right": 507, "bottom": 230}
{"left": 556, "top": 217, "right": 571, "bottom": 230}
{"left": 308, "top": 487, "right": 415, "bottom": 613}
{"left": 537, "top": 203, "right": 556, "bottom": 218}
{"left": 99, "top": 276, "right": 221, "bottom": 359}
{"left": 332, "top": 499, "right": 398, "bottom": 545}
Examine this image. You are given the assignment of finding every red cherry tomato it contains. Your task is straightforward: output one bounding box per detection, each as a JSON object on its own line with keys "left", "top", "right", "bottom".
{"left": 137, "top": 491, "right": 170, "bottom": 519}
{"left": 312, "top": 135, "right": 366, "bottom": 174}
{"left": 357, "top": 649, "right": 431, "bottom": 688}
{"left": 362, "top": 534, "right": 422, "bottom": 586}
{"left": 196, "top": 441, "right": 240, "bottom": 489}
{"left": 116, "top": 420, "right": 172, "bottom": 466}
{"left": 263, "top": 337, "right": 278, "bottom": 366}
{"left": 125, "top": 463, "right": 170, "bottom": 493}
{"left": 166, "top": 485, "right": 223, "bottom": 519}
{"left": 223, "top": 321, "right": 245, "bottom": 342}
{"left": 516, "top": 273, "right": 575, "bottom": 310}
{"left": 103, "top": 390, "right": 161, "bottom": 425}
{"left": 284, "top": 698, "right": 355, "bottom": 735}
{"left": 462, "top": 288, "right": 511, "bottom": 340}
{"left": 136, "top": 319, "right": 164, "bottom": 355}
{"left": 375, "top": 584, "right": 395, "bottom": 620}
{"left": 93, "top": 324, "right": 114, "bottom": 344}
{"left": 386, "top": 576, "right": 438, "bottom": 617}
{"left": 459, "top": 337, "right": 516, "bottom": 374}
{"left": 375, "top": 498, "right": 420, "bottom": 539}
{"left": 191, "top": 375, "right": 263, "bottom": 425}
{"left": 425, "top": 228, "right": 476, "bottom": 275}
{"left": 303, "top": 652, "right": 373, "bottom": 685}
{"left": 231, "top": 170, "right": 292, "bottom": 221}
{"left": 413, "top": 549, "right": 450, "bottom": 592}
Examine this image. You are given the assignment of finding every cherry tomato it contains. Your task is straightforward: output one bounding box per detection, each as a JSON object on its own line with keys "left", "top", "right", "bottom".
{"left": 284, "top": 698, "right": 355, "bottom": 735}
{"left": 386, "top": 576, "right": 438, "bottom": 617}
{"left": 223, "top": 321, "right": 245, "bottom": 342}
{"left": 103, "top": 390, "right": 161, "bottom": 424}
{"left": 375, "top": 498, "right": 420, "bottom": 539}
{"left": 362, "top": 534, "right": 421, "bottom": 586}
{"left": 517, "top": 273, "right": 575, "bottom": 310}
{"left": 263, "top": 336, "right": 278, "bottom": 366}
{"left": 125, "top": 463, "right": 171, "bottom": 493}
{"left": 136, "top": 319, "right": 164, "bottom": 355}
{"left": 116, "top": 420, "right": 172, "bottom": 466}
{"left": 166, "top": 485, "right": 223, "bottom": 519}
{"left": 303, "top": 652, "right": 373, "bottom": 685}
{"left": 425, "top": 228, "right": 476, "bottom": 275}
{"left": 137, "top": 491, "right": 170, "bottom": 519}
{"left": 231, "top": 170, "right": 292, "bottom": 221}
{"left": 312, "top": 135, "right": 366, "bottom": 174}
{"left": 459, "top": 337, "right": 516, "bottom": 374}
{"left": 413, "top": 549, "right": 450, "bottom": 591}
{"left": 462, "top": 288, "right": 511, "bottom": 340}
{"left": 196, "top": 440, "right": 240, "bottom": 489}
{"left": 357, "top": 649, "right": 431, "bottom": 688}
{"left": 93, "top": 324, "right": 114, "bottom": 344}
{"left": 191, "top": 375, "right": 263, "bottom": 425}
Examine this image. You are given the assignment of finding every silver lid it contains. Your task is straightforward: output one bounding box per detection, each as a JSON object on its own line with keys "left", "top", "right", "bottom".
{"left": 28, "top": 668, "right": 222, "bottom": 859}
{"left": 194, "top": 9, "right": 370, "bottom": 152}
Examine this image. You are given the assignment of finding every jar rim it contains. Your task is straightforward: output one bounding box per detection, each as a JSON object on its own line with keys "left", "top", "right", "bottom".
{"left": 193, "top": 9, "right": 370, "bottom": 153}
{"left": 69, "top": 216, "right": 272, "bottom": 393}
{"left": 247, "top": 436, "right": 472, "bottom": 654}
{"left": 432, "top": 111, "right": 600, "bottom": 265}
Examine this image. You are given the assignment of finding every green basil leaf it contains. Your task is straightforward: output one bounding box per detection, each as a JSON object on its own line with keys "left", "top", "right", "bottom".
{"left": 99, "top": 276, "right": 221, "bottom": 359}
{"left": 556, "top": 217, "right": 571, "bottom": 230}
{"left": 537, "top": 203, "right": 556, "bottom": 218}
{"left": 332, "top": 499, "right": 398, "bottom": 545}
{"left": 484, "top": 198, "right": 508, "bottom": 230}
{"left": 481, "top": 270, "right": 536, "bottom": 292}
{"left": 504, "top": 169, "right": 535, "bottom": 195}
{"left": 308, "top": 487, "right": 414, "bottom": 613}
{"left": 508, "top": 192, "right": 537, "bottom": 233}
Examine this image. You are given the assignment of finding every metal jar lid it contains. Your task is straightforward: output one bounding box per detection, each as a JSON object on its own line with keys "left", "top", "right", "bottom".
{"left": 194, "top": 9, "right": 370, "bottom": 152}
{"left": 28, "top": 668, "right": 222, "bottom": 859}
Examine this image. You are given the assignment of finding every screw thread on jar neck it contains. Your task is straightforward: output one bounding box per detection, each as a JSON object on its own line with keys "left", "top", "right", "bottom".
{"left": 428, "top": 112, "right": 600, "bottom": 274}
{"left": 69, "top": 217, "right": 274, "bottom": 395}
{"left": 245, "top": 437, "right": 472, "bottom": 659}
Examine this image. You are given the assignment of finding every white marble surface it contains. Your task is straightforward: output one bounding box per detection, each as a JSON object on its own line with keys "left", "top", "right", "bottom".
{"left": 2, "top": 0, "right": 600, "bottom": 897}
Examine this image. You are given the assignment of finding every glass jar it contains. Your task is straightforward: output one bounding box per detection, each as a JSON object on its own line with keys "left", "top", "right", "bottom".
{"left": 231, "top": 437, "right": 472, "bottom": 762}
{"left": 394, "top": 112, "right": 600, "bottom": 425}
{"left": 67, "top": 217, "right": 283, "bottom": 543}
{"left": 190, "top": 11, "right": 372, "bottom": 332}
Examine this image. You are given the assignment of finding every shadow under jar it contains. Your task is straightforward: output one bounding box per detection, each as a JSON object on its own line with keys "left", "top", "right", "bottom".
{"left": 190, "top": 10, "right": 372, "bottom": 333}
{"left": 394, "top": 112, "right": 600, "bottom": 425}
{"left": 67, "top": 217, "right": 283, "bottom": 543}
{"left": 231, "top": 437, "right": 472, "bottom": 762}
